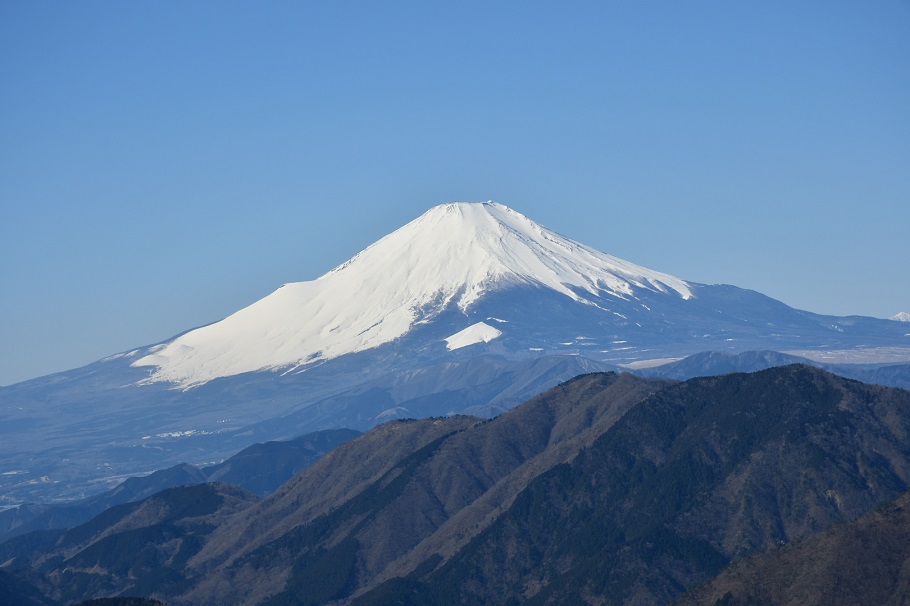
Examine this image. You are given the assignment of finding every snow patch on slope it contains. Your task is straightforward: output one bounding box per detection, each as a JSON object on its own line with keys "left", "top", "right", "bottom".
{"left": 445, "top": 322, "right": 503, "bottom": 351}
{"left": 133, "top": 201, "right": 692, "bottom": 387}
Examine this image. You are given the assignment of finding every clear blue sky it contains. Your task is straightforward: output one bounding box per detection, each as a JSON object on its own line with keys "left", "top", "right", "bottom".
{"left": 2, "top": 1, "right": 908, "bottom": 386}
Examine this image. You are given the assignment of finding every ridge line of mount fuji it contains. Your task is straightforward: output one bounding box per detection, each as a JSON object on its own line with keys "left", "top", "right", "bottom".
{"left": 130, "top": 201, "right": 694, "bottom": 387}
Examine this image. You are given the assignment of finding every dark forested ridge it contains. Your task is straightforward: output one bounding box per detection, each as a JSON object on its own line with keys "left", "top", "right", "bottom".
{"left": 3, "top": 366, "right": 910, "bottom": 605}
{"left": 677, "top": 487, "right": 910, "bottom": 606}
{"left": 353, "top": 365, "right": 910, "bottom": 604}
{"left": 3, "top": 483, "right": 258, "bottom": 605}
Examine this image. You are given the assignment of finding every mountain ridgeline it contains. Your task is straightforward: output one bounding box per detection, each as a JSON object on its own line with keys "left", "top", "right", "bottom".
{"left": 2, "top": 201, "right": 909, "bottom": 507}
{"left": 0, "top": 429, "right": 360, "bottom": 546}
{"left": 4, "top": 365, "right": 910, "bottom": 605}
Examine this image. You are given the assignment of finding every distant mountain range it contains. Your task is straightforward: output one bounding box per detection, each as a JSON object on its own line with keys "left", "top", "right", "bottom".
{"left": 0, "top": 429, "right": 359, "bottom": 545}
{"left": 2, "top": 201, "right": 908, "bottom": 505}
{"left": 2, "top": 366, "right": 909, "bottom": 605}
{"left": 637, "top": 349, "right": 910, "bottom": 389}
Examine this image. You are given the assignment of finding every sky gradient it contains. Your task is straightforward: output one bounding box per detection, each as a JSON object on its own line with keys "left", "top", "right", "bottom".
{"left": 2, "top": 1, "right": 909, "bottom": 386}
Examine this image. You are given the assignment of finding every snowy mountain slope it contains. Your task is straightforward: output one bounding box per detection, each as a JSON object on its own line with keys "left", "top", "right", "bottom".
{"left": 445, "top": 322, "right": 503, "bottom": 350}
{"left": 2, "top": 200, "right": 909, "bottom": 506}
{"left": 132, "top": 202, "right": 691, "bottom": 387}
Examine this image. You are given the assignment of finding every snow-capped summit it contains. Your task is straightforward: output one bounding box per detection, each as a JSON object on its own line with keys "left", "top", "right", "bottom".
{"left": 892, "top": 312, "right": 910, "bottom": 322}
{"left": 324, "top": 201, "right": 692, "bottom": 306}
{"left": 133, "top": 202, "right": 691, "bottom": 387}
{"left": 8, "top": 200, "right": 910, "bottom": 506}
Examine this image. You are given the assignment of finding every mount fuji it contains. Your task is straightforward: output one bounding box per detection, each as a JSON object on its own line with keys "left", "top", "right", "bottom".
{"left": 132, "top": 201, "right": 692, "bottom": 387}
{"left": 2, "top": 201, "right": 908, "bottom": 504}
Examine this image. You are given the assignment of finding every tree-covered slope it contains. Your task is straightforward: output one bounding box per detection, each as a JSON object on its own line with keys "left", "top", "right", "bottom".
{"left": 677, "top": 488, "right": 910, "bottom": 606}
{"left": 7, "top": 366, "right": 910, "bottom": 606}
{"left": 356, "top": 365, "right": 910, "bottom": 605}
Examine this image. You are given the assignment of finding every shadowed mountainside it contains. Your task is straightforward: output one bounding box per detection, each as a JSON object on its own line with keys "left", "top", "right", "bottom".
{"left": 4, "top": 483, "right": 258, "bottom": 605}
{"left": 354, "top": 365, "right": 910, "bottom": 605}
{"left": 181, "top": 372, "right": 664, "bottom": 606}
{"left": 4, "top": 366, "right": 910, "bottom": 605}
{"left": 678, "top": 488, "right": 910, "bottom": 606}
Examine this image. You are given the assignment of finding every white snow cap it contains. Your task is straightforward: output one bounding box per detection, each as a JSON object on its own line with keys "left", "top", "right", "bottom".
{"left": 134, "top": 201, "right": 692, "bottom": 387}
{"left": 893, "top": 312, "right": 910, "bottom": 322}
